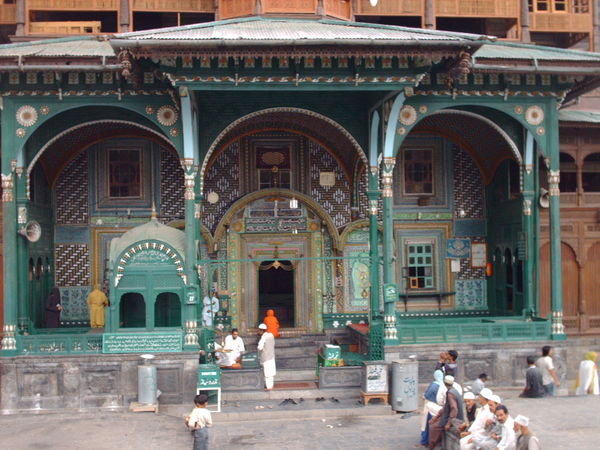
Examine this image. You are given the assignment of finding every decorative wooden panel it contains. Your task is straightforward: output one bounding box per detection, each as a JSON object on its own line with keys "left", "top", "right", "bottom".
{"left": 437, "top": 0, "right": 519, "bottom": 17}
{"left": 262, "top": 0, "right": 318, "bottom": 14}
{"left": 323, "top": 0, "right": 351, "bottom": 20}
{"left": 27, "top": 0, "right": 118, "bottom": 10}
{"left": 355, "top": 0, "right": 423, "bottom": 16}
{"left": 539, "top": 242, "right": 579, "bottom": 318}
{"left": 584, "top": 242, "right": 600, "bottom": 315}
{"left": 219, "top": 0, "right": 255, "bottom": 19}
{"left": 132, "top": 0, "right": 214, "bottom": 12}
{"left": 0, "top": 3, "right": 15, "bottom": 25}
{"left": 530, "top": 12, "right": 592, "bottom": 33}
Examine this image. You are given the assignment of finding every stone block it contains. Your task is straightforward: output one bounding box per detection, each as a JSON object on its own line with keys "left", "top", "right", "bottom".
{"left": 79, "top": 363, "right": 122, "bottom": 408}
{"left": 319, "top": 366, "right": 361, "bottom": 389}
{"left": 155, "top": 363, "right": 184, "bottom": 404}
{"left": 17, "top": 363, "right": 64, "bottom": 409}
{"left": 221, "top": 369, "right": 262, "bottom": 391}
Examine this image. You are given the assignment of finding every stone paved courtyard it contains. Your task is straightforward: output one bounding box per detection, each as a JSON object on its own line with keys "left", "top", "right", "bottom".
{"left": 0, "top": 390, "right": 597, "bottom": 449}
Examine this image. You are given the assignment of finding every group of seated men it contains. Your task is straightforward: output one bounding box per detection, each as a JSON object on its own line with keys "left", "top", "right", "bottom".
{"left": 426, "top": 375, "right": 539, "bottom": 450}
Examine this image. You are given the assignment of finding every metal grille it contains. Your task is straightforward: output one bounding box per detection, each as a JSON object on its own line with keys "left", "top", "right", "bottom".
{"left": 55, "top": 151, "right": 89, "bottom": 224}
{"left": 159, "top": 149, "right": 184, "bottom": 223}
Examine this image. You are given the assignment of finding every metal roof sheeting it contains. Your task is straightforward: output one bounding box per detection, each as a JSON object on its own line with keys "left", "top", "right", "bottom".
{"left": 114, "top": 17, "right": 486, "bottom": 43}
{"left": 559, "top": 110, "right": 600, "bottom": 123}
{"left": 474, "top": 43, "right": 600, "bottom": 63}
{"left": 0, "top": 37, "right": 115, "bottom": 58}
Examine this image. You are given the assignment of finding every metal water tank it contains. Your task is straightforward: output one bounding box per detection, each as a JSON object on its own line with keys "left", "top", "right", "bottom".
{"left": 138, "top": 354, "right": 158, "bottom": 404}
{"left": 390, "top": 358, "right": 419, "bottom": 412}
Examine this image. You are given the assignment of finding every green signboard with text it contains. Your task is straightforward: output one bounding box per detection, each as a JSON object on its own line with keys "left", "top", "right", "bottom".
{"left": 384, "top": 283, "right": 398, "bottom": 304}
{"left": 102, "top": 332, "right": 183, "bottom": 354}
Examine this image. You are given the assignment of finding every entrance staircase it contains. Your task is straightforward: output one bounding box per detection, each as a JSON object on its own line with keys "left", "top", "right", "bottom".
{"left": 211, "top": 331, "right": 392, "bottom": 421}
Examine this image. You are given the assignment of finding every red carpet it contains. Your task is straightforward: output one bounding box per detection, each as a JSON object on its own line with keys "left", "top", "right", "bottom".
{"left": 272, "top": 381, "right": 318, "bottom": 390}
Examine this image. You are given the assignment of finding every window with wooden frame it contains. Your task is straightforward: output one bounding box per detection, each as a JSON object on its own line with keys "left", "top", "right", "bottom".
{"left": 254, "top": 141, "right": 292, "bottom": 190}
{"left": 403, "top": 148, "right": 434, "bottom": 196}
{"left": 404, "top": 240, "right": 435, "bottom": 291}
{"left": 108, "top": 149, "right": 141, "bottom": 198}
{"left": 529, "top": 0, "right": 572, "bottom": 12}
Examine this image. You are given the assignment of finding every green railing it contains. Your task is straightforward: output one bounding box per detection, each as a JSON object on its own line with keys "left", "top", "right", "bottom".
{"left": 396, "top": 317, "right": 551, "bottom": 344}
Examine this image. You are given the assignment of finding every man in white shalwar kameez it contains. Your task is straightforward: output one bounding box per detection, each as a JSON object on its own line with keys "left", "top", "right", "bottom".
{"left": 257, "top": 323, "right": 276, "bottom": 390}
{"left": 215, "top": 328, "right": 245, "bottom": 368}
{"left": 460, "top": 388, "right": 496, "bottom": 450}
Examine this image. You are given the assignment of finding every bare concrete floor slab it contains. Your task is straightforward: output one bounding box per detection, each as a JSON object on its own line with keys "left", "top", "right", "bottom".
{"left": 0, "top": 391, "right": 596, "bottom": 449}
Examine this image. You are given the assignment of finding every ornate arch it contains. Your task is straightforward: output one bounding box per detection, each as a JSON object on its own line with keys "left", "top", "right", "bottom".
{"left": 27, "top": 119, "right": 174, "bottom": 177}
{"left": 340, "top": 219, "right": 382, "bottom": 247}
{"left": 213, "top": 188, "right": 342, "bottom": 250}
{"left": 114, "top": 239, "right": 186, "bottom": 287}
{"left": 200, "top": 107, "right": 368, "bottom": 191}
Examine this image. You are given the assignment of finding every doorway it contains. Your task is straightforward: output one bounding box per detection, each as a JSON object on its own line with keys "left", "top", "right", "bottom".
{"left": 258, "top": 262, "right": 295, "bottom": 327}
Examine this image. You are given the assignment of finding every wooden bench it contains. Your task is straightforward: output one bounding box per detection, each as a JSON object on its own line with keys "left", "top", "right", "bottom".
{"left": 360, "top": 391, "right": 388, "bottom": 406}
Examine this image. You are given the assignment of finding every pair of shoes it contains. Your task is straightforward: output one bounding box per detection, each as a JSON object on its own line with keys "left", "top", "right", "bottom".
{"left": 330, "top": 397, "right": 339, "bottom": 403}
{"left": 279, "top": 398, "right": 298, "bottom": 406}
{"left": 315, "top": 397, "right": 326, "bottom": 402}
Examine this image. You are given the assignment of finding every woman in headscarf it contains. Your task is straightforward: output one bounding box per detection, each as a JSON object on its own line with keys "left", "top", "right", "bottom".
{"left": 420, "top": 370, "right": 445, "bottom": 446}
{"left": 575, "top": 351, "right": 599, "bottom": 396}
{"left": 263, "top": 309, "right": 280, "bottom": 338}
{"left": 44, "top": 287, "right": 62, "bottom": 328}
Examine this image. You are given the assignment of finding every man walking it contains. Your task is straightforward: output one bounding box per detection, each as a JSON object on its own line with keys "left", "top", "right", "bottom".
{"left": 536, "top": 345, "right": 560, "bottom": 396}
{"left": 257, "top": 323, "right": 276, "bottom": 390}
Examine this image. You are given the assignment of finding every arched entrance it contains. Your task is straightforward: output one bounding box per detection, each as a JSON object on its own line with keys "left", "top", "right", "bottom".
{"left": 258, "top": 260, "right": 295, "bottom": 327}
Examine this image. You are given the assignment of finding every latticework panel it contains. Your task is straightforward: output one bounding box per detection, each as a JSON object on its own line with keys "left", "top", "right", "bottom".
{"left": 202, "top": 141, "right": 241, "bottom": 232}
{"left": 309, "top": 141, "right": 351, "bottom": 228}
{"left": 55, "top": 151, "right": 89, "bottom": 224}
{"left": 55, "top": 244, "right": 90, "bottom": 287}
{"left": 160, "top": 149, "right": 184, "bottom": 223}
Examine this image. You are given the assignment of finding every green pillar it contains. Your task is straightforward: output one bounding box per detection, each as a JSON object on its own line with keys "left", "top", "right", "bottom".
{"left": 15, "top": 170, "right": 29, "bottom": 333}
{"left": 1, "top": 170, "right": 18, "bottom": 353}
{"left": 367, "top": 185, "right": 381, "bottom": 324}
{"left": 546, "top": 107, "right": 566, "bottom": 339}
{"left": 180, "top": 89, "right": 200, "bottom": 349}
{"left": 522, "top": 132, "right": 535, "bottom": 318}
{"left": 381, "top": 157, "right": 399, "bottom": 344}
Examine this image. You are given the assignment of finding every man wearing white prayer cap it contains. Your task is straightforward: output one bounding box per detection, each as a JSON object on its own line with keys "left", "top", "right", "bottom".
{"left": 257, "top": 323, "right": 276, "bottom": 390}
{"left": 514, "top": 415, "right": 541, "bottom": 450}
{"left": 459, "top": 389, "right": 497, "bottom": 450}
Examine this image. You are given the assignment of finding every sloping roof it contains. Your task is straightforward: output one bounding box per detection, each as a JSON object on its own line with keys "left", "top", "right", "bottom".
{"left": 472, "top": 42, "right": 600, "bottom": 74}
{"left": 559, "top": 110, "right": 600, "bottom": 124}
{"left": 0, "top": 36, "right": 114, "bottom": 58}
{"left": 112, "top": 16, "right": 489, "bottom": 46}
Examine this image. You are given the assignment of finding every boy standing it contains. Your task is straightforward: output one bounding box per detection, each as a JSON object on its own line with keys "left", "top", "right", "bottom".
{"left": 186, "top": 394, "right": 213, "bottom": 450}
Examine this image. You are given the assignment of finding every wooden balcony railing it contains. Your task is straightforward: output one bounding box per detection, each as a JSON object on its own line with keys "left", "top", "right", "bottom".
{"left": 27, "top": 0, "right": 118, "bottom": 11}
{"left": 29, "top": 21, "right": 103, "bottom": 34}
{"left": 354, "top": 0, "right": 423, "bottom": 16}
{"left": 261, "top": 0, "right": 318, "bottom": 14}
{"left": 132, "top": 0, "right": 215, "bottom": 13}
{"left": 219, "top": 0, "right": 255, "bottom": 19}
{"left": 529, "top": 11, "right": 592, "bottom": 33}
{"left": 0, "top": 3, "right": 16, "bottom": 25}
{"left": 323, "top": 0, "right": 351, "bottom": 20}
{"left": 436, "top": 0, "right": 519, "bottom": 18}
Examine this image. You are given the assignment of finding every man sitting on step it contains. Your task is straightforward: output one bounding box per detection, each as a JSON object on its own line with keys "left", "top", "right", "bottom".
{"left": 215, "top": 328, "right": 245, "bottom": 369}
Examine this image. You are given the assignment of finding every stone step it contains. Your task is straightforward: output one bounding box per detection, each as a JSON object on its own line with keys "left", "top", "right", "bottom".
{"left": 274, "top": 369, "right": 317, "bottom": 382}
{"left": 161, "top": 399, "right": 393, "bottom": 423}
{"left": 221, "top": 387, "right": 360, "bottom": 402}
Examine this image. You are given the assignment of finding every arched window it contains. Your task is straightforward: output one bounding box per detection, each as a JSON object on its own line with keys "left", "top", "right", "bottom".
{"left": 559, "top": 153, "right": 577, "bottom": 192}
{"left": 154, "top": 292, "right": 181, "bottom": 327}
{"left": 508, "top": 160, "right": 520, "bottom": 199}
{"left": 28, "top": 258, "right": 35, "bottom": 281}
{"left": 120, "top": 293, "right": 146, "bottom": 328}
{"left": 36, "top": 258, "right": 44, "bottom": 281}
{"left": 583, "top": 153, "right": 600, "bottom": 192}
